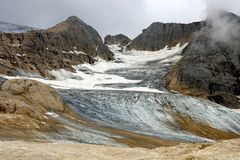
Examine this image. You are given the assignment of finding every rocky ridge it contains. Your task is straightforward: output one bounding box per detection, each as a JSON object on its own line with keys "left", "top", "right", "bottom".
{"left": 127, "top": 21, "right": 204, "bottom": 51}
{"left": 0, "top": 16, "right": 113, "bottom": 77}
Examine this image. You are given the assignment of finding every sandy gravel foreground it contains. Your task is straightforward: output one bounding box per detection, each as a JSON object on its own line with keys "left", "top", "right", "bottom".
{"left": 0, "top": 139, "right": 240, "bottom": 160}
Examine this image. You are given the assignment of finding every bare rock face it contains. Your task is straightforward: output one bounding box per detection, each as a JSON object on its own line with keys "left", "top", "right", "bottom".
{"left": 166, "top": 12, "right": 240, "bottom": 109}
{"left": 104, "top": 34, "right": 131, "bottom": 47}
{"left": 0, "top": 79, "right": 65, "bottom": 138}
{"left": 0, "top": 16, "right": 114, "bottom": 77}
{"left": 127, "top": 21, "right": 204, "bottom": 51}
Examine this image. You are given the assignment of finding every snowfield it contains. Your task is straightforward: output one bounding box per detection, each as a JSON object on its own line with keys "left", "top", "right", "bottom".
{"left": 3, "top": 43, "right": 186, "bottom": 92}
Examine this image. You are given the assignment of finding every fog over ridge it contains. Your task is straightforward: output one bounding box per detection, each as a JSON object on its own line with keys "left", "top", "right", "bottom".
{"left": 204, "top": 0, "right": 240, "bottom": 43}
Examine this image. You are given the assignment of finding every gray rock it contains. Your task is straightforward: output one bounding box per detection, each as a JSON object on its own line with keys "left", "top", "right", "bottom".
{"left": 127, "top": 21, "right": 204, "bottom": 51}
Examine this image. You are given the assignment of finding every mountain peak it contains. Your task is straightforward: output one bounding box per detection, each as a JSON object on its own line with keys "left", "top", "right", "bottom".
{"left": 66, "top": 16, "right": 80, "bottom": 22}
{"left": 47, "top": 16, "right": 87, "bottom": 32}
{"left": 65, "top": 16, "right": 86, "bottom": 25}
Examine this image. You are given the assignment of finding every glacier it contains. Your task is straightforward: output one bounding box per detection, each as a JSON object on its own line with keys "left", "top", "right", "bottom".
{"left": 3, "top": 43, "right": 240, "bottom": 147}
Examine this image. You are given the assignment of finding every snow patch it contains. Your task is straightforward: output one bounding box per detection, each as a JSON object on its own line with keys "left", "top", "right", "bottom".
{"left": 107, "top": 43, "right": 187, "bottom": 66}
{"left": 232, "top": 109, "right": 240, "bottom": 114}
{"left": 11, "top": 43, "right": 21, "bottom": 47}
{"left": 48, "top": 67, "right": 140, "bottom": 90}
{"left": 62, "top": 50, "right": 87, "bottom": 55}
{"left": 16, "top": 54, "right": 26, "bottom": 57}
{"left": 45, "top": 112, "right": 59, "bottom": 118}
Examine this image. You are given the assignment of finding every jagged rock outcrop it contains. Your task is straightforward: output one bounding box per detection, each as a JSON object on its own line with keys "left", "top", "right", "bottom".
{"left": 127, "top": 21, "right": 204, "bottom": 51}
{"left": 0, "top": 16, "right": 114, "bottom": 77}
{"left": 166, "top": 12, "right": 240, "bottom": 109}
{"left": 104, "top": 34, "right": 131, "bottom": 47}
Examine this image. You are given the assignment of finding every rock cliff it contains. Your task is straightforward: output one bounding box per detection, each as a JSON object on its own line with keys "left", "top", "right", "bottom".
{"left": 127, "top": 21, "right": 204, "bottom": 51}
{"left": 166, "top": 12, "right": 240, "bottom": 109}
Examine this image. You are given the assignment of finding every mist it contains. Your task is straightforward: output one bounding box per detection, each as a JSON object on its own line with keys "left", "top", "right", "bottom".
{"left": 204, "top": 0, "right": 240, "bottom": 43}
{"left": 204, "top": 0, "right": 240, "bottom": 17}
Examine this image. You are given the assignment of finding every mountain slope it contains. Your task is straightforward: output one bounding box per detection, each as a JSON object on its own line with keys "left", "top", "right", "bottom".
{"left": 0, "top": 16, "right": 113, "bottom": 77}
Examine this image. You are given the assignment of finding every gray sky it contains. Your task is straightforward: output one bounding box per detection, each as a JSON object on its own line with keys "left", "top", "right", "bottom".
{"left": 0, "top": 0, "right": 239, "bottom": 38}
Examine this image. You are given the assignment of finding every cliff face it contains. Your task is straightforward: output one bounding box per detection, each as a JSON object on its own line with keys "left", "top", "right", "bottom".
{"left": 166, "top": 12, "right": 240, "bottom": 109}
{"left": 127, "top": 21, "right": 204, "bottom": 51}
{"left": 0, "top": 16, "right": 113, "bottom": 77}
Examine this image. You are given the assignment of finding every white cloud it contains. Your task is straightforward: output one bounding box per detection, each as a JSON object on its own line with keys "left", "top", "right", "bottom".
{"left": 204, "top": 0, "right": 240, "bottom": 16}
{"left": 202, "top": 0, "right": 240, "bottom": 44}
{"left": 144, "top": 0, "right": 206, "bottom": 23}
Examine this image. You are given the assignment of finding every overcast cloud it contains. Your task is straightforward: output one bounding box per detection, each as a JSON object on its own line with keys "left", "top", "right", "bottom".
{"left": 0, "top": 0, "right": 239, "bottom": 38}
